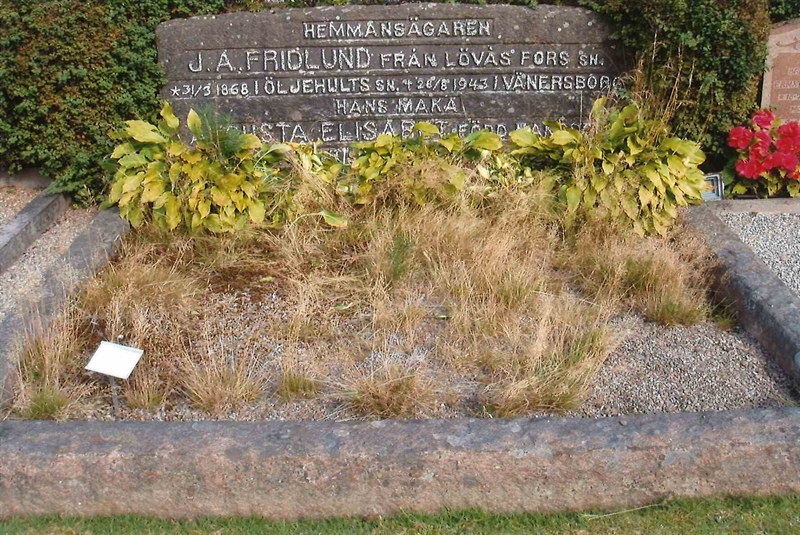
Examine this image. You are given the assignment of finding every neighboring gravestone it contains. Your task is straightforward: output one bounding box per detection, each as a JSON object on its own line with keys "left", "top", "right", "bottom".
{"left": 157, "top": 4, "right": 621, "bottom": 159}
{"left": 763, "top": 18, "right": 800, "bottom": 121}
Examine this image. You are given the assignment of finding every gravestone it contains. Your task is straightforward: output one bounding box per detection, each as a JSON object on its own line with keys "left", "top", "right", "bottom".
{"left": 157, "top": 4, "right": 621, "bottom": 159}
{"left": 763, "top": 18, "right": 800, "bottom": 121}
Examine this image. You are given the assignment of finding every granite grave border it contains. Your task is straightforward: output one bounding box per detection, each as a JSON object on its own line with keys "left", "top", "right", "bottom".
{"left": 0, "top": 205, "right": 798, "bottom": 518}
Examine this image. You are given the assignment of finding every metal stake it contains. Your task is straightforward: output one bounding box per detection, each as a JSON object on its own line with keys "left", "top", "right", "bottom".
{"left": 108, "top": 376, "right": 121, "bottom": 420}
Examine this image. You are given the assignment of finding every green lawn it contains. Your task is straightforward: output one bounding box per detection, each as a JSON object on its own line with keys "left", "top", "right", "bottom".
{"left": 1, "top": 496, "right": 799, "bottom": 534}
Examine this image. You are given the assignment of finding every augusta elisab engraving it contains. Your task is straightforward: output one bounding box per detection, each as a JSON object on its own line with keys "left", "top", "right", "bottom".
{"left": 157, "top": 4, "right": 621, "bottom": 159}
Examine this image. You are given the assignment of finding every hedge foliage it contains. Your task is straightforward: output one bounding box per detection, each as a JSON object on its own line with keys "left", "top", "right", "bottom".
{"left": 0, "top": 1, "right": 247, "bottom": 202}
{"left": 0, "top": 0, "right": 790, "bottom": 201}
{"left": 770, "top": 0, "right": 800, "bottom": 21}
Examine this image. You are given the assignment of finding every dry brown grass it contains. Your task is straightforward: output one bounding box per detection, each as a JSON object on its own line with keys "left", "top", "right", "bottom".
{"left": 338, "top": 360, "right": 437, "bottom": 419}
{"left": 8, "top": 170, "right": 715, "bottom": 421}
{"left": 561, "top": 218, "right": 715, "bottom": 326}
{"left": 12, "top": 302, "right": 95, "bottom": 420}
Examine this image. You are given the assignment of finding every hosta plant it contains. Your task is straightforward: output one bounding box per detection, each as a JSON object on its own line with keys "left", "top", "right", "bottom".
{"left": 107, "top": 103, "right": 283, "bottom": 232}
{"left": 509, "top": 98, "right": 707, "bottom": 236}
{"left": 107, "top": 103, "right": 347, "bottom": 232}
{"left": 341, "top": 122, "right": 515, "bottom": 207}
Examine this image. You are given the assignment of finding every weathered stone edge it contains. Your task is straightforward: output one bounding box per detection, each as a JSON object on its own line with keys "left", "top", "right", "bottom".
{"left": 0, "top": 168, "right": 52, "bottom": 190}
{"left": 711, "top": 197, "right": 800, "bottom": 214}
{"left": 0, "top": 408, "right": 798, "bottom": 518}
{"left": 686, "top": 205, "right": 800, "bottom": 385}
{"left": 0, "top": 209, "right": 130, "bottom": 403}
{"left": 0, "top": 192, "right": 69, "bottom": 276}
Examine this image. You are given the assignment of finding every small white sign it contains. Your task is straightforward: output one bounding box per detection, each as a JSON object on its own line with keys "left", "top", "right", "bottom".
{"left": 85, "top": 341, "right": 143, "bottom": 380}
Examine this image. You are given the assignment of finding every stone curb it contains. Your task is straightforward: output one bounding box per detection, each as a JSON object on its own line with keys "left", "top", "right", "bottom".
{"left": 0, "top": 408, "right": 798, "bottom": 518}
{"left": 0, "top": 192, "right": 69, "bottom": 276}
{"left": 686, "top": 205, "right": 800, "bottom": 385}
{"left": 0, "top": 168, "right": 52, "bottom": 190}
{"left": 711, "top": 198, "right": 800, "bottom": 214}
{"left": 0, "top": 209, "right": 130, "bottom": 402}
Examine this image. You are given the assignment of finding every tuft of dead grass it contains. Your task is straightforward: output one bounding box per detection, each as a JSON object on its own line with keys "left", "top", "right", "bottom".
{"left": 561, "top": 218, "right": 714, "bottom": 326}
{"left": 13, "top": 302, "right": 95, "bottom": 420}
{"left": 337, "top": 361, "right": 437, "bottom": 419}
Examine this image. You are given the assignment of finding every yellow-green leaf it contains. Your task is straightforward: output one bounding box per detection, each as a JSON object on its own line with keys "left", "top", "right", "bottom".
{"left": 413, "top": 122, "right": 440, "bottom": 136}
{"left": 239, "top": 134, "right": 262, "bottom": 151}
{"left": 108, "top": 179, "right": 124, "bottom": 204}
{"left": 182, "top": 150, "right": 202, "bottom": 164}
{"left": 374, "top": 134, "right": 394, "bottom": 148}
{"left": 168, "top": 142, "right": 186, "bottom": 157}
{"left": 247, "top": 199, "right": 266, "bottom": 224}
{"left": 469, "top": 131, "right": 503, "bottom": 151}
{"left": 153, "top": 191, "right": 170, "bottom": 209}
{"left": 638, "top": 186, "right": 653, "bottom": 206}
{"left": 240, "top": 180, "right": 257, "bottom": 198}
{"left": 187, "top": 109, "right": 203, "bottom": 138}
{"left": 316, "top": 210, "right": 348, "bottom": 228}
{"left": 509, "top": 128, "right": 538, "bottom": 148}
{"left": 111, "top": 142, "right": 134, "bottom": 159}
{"left": 204, "top": 214, "right": 223, "bottom": 233}
{"left": 164, "top": 193, "right": 181, "bottom": 230}
{"left": 551, "top": 129, "right": 578, "bottom": 146}
{"left": 141, "top": 180, "right": 166, "bottom": 203}
{"left": 449, "top": 170, "right": 466, "bottom": 190}
{"left": 210, "top": 186, "right": 231, "bottom": 207}
{"left": 125, "top": 120, "right": 166, "bottom": 144}
{"left": 160, "top": 101, "right": 179, "bottom": 130}
{"left": 621, "top": 194, "right": 639, "bottom": 221}
{"left": 191, "top": 212, "right": 203, "bottom": 230}
{"left": 122, "top": 172, "right": 144, "bottom": 194}
{"left": 565, "top": 186, "right": 582, "bottom": 213}
{"left": 127, "top": 204, "right": 144, "bottom": 228}
{"left": 118, "top": 152, "right": 147, "bottom": 169}
{"left": 198, "top": 199, "right": 211, "bottom": 219}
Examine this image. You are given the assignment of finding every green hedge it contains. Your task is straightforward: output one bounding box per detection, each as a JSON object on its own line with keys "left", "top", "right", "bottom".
{"left": 0, "top": 0, "right": 778, "bottom": 201}
{"left": 770, "top": 0, "right": 800, "bottom": 21}
{"left": 0, "top": 1, "right": 239, "bottom": 203}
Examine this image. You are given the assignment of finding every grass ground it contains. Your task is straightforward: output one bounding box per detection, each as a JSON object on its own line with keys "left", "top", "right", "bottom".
{"left": 7, "top": 177, "right": 717, "bottom": 422}
{"left": 1, "top": 496, "right": 798, "bottom": 534}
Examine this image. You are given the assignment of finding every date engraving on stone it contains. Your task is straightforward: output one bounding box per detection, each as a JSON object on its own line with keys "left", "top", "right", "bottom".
{"left": 157, "top": 4, "right": 621, "bottom": 159}
{"left": 763, "top": 18, "right": 800, "bottom": 122}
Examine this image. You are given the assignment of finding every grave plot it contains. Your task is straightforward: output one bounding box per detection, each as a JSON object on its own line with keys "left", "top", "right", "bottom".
{"left": 8, "top": 205, "right": 795, "bottom": 422}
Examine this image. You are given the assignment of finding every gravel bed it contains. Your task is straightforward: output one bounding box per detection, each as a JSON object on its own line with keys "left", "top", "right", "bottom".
{"left": 0, "top": 207, "right": 97, "bottom": 325}
{"left": 575, "top": 315, "right": 796, "bottom": 417}
{"left": 0, "top": 185, "right": 41, "bottom": 226}
{"left": 721, "top": 212, "right": 800, "bottom": 296}
{"left": 87, "top": 309, "right": 796, "bottom": 423}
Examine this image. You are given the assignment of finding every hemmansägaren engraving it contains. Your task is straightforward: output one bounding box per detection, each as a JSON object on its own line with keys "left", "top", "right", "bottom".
{"left": 157, "top": 4, "right": 621, "bottom": 159}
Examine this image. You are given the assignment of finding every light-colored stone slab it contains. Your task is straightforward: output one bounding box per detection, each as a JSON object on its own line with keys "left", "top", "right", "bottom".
{"left": 763, "top": 18, "right": 800, "bottom": 120}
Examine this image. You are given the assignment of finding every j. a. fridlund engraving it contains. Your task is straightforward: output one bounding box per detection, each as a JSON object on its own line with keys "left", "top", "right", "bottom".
{"left": 157, "top": 4, "right": 621, "bottom": 159}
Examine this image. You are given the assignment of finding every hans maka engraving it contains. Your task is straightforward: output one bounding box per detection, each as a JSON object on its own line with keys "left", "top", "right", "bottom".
{"left": 157, "top": 4, "right": 621, "bottom": 159}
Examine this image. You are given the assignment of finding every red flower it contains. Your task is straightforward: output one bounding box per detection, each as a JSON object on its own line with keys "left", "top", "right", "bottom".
{"left": 753, "top": 109, "right": 777, "bottom": 129}
{"left": 778, "top": 121, "right": 800, "bottom": 139}
{"left": 736, "top": 158, "right": 764, "bottom": 179}
{"left": 776, "top": 136, "right": 797, "bottom": 153}
{"left": 749, "top": 131, "right": 772, "bottom": 159}
{"left": 728, "top": 126, "right": 753, "bottom": 150}
{"left": 777, "top": 152, "right": 799, "bottom": 171}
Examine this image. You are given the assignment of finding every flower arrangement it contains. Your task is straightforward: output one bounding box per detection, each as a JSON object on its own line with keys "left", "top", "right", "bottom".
{"left": 727, "top": 109, "right": 800, "bottom": 197}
